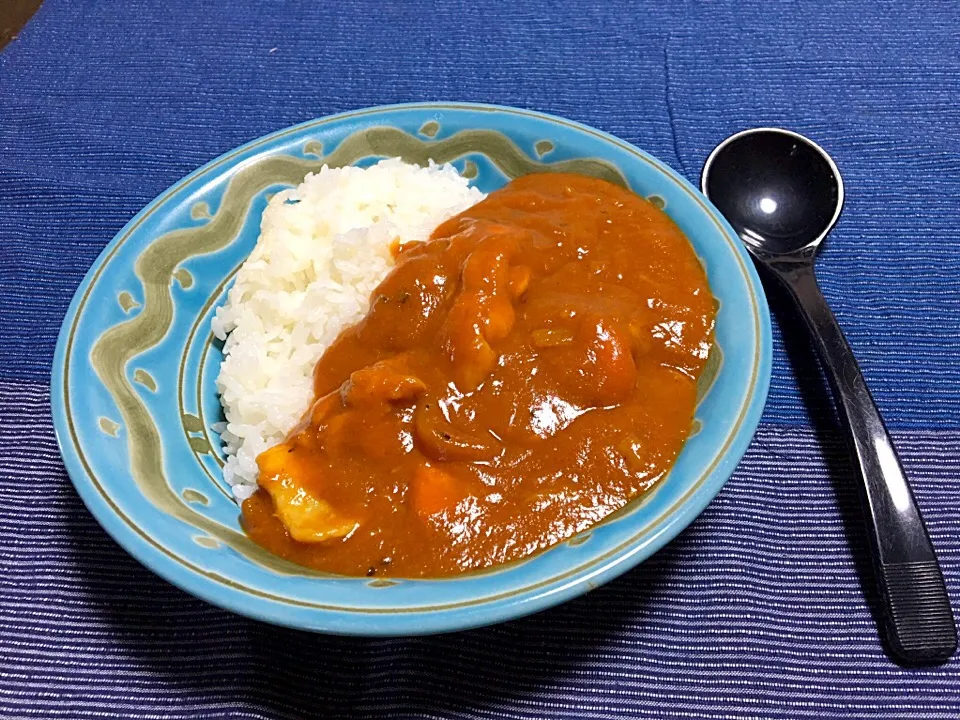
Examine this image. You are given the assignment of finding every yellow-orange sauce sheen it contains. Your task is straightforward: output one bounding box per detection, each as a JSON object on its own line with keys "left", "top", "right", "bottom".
{"left": 242, "top": 173, "right": 716, "bottom": 577}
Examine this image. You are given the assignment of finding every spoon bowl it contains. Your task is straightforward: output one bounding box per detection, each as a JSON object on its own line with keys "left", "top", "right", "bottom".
{"left": 702, "top": 128, "right": 843, "bottom": 257}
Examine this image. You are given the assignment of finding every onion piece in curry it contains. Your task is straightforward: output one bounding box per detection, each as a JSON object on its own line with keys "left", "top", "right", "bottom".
{"left": 242, "top": 173, "right": 716, "bottom": 577}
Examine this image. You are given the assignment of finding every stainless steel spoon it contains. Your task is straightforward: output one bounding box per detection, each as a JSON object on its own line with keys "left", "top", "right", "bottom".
{"left": 701, "top": 127, "right": 956, "bottom": 664}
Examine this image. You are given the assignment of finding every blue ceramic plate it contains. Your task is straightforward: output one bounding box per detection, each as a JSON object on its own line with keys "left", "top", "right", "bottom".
{"left": 51, "top": 103, "right": 771, "bottom": 635}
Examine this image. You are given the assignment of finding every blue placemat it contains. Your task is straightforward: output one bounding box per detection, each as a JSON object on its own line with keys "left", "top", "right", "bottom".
{"left": 2, "top": 1, "right": 960, "bottom": 717}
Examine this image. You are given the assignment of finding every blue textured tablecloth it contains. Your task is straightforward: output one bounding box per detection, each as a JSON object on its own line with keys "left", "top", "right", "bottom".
{"left": 3, "top": 1, "right": 960, "bottom": 717}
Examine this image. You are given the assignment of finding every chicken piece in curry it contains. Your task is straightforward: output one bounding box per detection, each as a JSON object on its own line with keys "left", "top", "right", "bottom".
{"left": 242, "top": 172, "right": 716, "bottom": 577}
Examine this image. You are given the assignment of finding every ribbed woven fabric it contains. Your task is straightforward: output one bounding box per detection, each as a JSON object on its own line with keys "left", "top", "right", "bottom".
{"left": 2, "top": 1, "right": 959, "bottom": 717}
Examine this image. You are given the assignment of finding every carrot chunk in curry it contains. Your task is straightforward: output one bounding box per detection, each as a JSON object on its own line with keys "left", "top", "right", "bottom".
{"left": 242, "top": 173, "right": 716, "bottom": 577}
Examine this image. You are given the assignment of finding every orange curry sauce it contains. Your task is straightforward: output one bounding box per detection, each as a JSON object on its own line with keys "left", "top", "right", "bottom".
{"left": 242, "top": 173, "right": 716, "bottom": 577}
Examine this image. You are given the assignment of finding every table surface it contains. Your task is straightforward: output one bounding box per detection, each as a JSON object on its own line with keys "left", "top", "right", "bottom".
{"left": 2, "top": 1, "right": 960, "bottom": 718}
{"left": 0, "top": 0, "right": 42, "bottom": 50}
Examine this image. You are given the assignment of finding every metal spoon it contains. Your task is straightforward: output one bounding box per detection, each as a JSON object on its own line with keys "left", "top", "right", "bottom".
{"left": 701, "top": 127, "right": 956, "bottom": 665}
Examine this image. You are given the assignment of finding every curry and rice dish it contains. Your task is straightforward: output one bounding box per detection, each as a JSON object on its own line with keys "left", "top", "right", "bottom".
{"left": 214, "top": 161, "right": 715, "bottom": 578}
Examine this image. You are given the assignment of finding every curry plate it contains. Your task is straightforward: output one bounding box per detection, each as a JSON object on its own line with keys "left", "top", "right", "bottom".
{"left": 51, "top": 103, "right": 771, "bottom": 635}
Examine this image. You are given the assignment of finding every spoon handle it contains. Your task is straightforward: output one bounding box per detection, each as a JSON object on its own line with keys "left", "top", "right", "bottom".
{"left": 774, "top": 261, "right": 956, "bottom": 664}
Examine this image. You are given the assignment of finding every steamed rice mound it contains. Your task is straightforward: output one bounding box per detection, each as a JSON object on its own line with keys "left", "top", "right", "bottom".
{"left": 212, "top": 159, "right": 485, "bottom": 501}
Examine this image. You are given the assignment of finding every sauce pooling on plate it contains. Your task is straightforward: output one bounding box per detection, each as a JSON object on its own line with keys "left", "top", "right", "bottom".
{"left": 242, "top": 173, "right": 716, "bottom": 577}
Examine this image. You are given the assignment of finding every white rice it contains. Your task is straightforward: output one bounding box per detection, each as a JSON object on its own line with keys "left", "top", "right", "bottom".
{"left": 212, "top": 159, "right": 485, "bottom": 501}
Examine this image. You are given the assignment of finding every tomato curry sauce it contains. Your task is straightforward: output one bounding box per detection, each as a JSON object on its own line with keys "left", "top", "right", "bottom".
{"left": 242, "top": 173, "right": 716, "bottom": 577}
